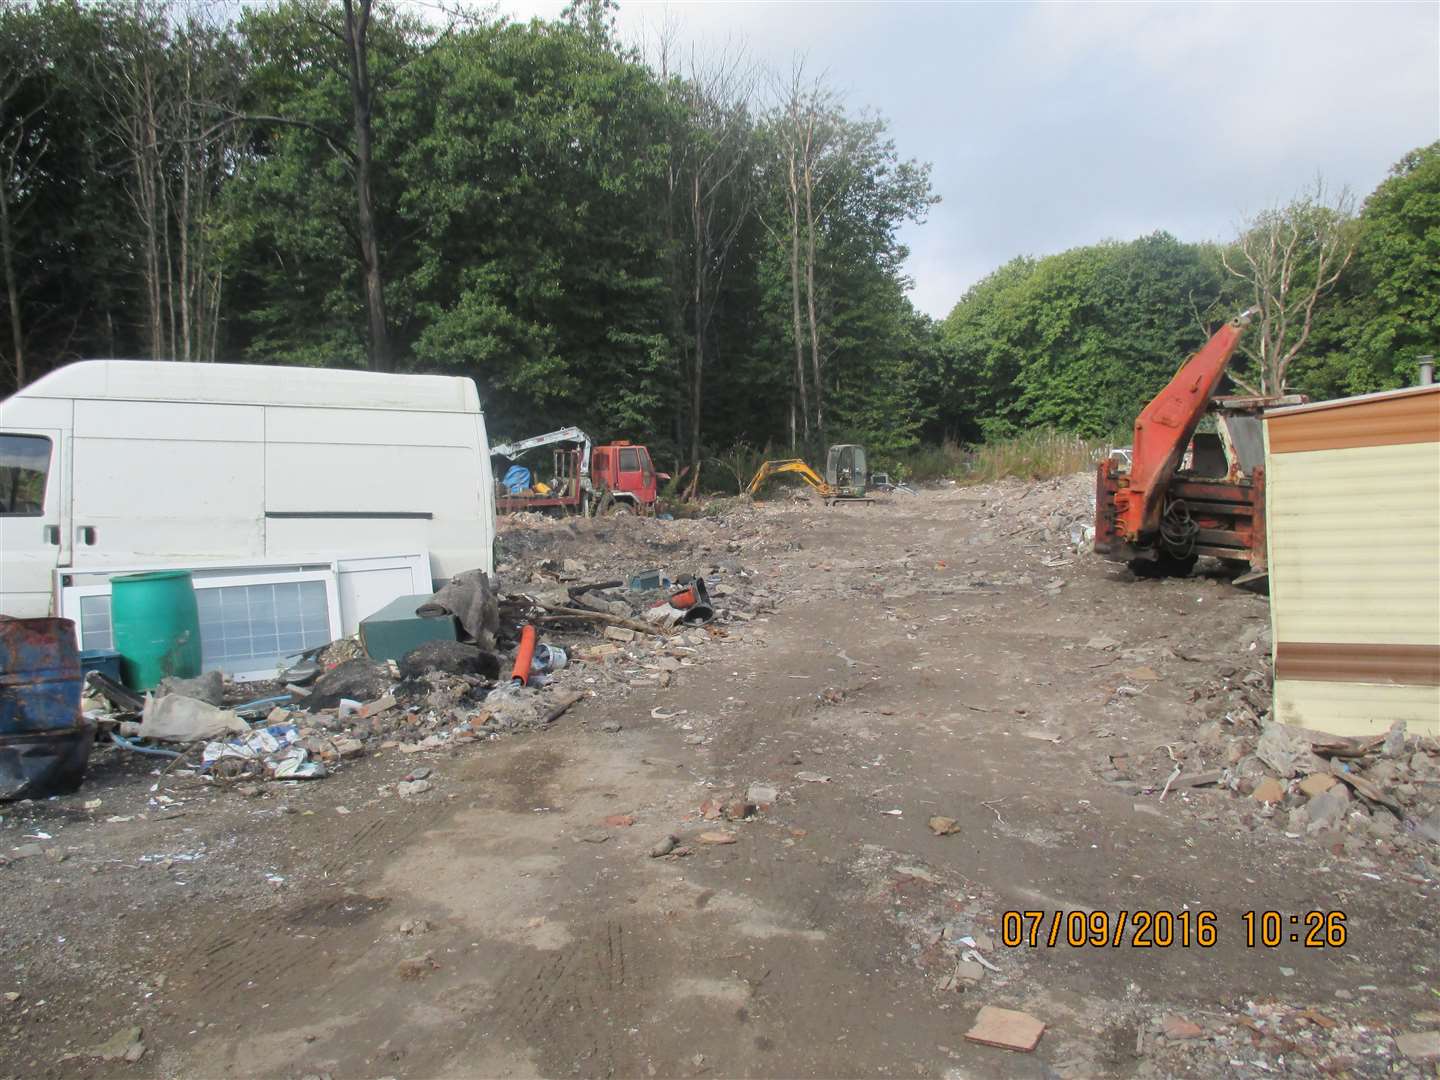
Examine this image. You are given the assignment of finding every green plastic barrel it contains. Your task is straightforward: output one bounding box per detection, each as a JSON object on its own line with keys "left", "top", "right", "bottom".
{"left": 110, "top": 570, "right": 203, "bottom": 690}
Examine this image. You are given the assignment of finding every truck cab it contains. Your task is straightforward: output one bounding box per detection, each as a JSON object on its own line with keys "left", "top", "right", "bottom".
{"left": 590, "top": 442, "right": 659, "bottom": 510}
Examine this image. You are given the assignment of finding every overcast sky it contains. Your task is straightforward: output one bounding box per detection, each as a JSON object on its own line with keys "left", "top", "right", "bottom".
{"left": 486, "top": 1, "right": 1439, "bottom": 318}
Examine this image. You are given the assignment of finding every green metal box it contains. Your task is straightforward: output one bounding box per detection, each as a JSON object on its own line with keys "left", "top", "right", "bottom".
{"left": 360, "top": 594, "right": 456, "bottom": 662}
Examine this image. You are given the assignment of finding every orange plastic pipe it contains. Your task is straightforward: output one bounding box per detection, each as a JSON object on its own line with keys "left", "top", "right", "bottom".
{"left": 511, "top": 624, "right": 537, "bottom": 685}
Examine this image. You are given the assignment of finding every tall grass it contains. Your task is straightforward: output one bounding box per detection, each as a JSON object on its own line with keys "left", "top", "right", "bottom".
{"left": 891, "top": 429, "right": 1111, "bottom": 485}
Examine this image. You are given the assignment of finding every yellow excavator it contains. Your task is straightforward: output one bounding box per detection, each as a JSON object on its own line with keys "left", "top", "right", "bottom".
{"left": 746, "top": 445, "right": 872, "bottom": 505}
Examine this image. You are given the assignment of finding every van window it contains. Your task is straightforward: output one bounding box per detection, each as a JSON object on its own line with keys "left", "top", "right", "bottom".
{"left": 0, "top": 434, "right": 51, "bottom": 516}
{"left": 619, "top": 448, "right": 640, "bottom": 472}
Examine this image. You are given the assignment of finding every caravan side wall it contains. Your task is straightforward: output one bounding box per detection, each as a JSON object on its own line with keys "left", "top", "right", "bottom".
{"left": 1265, "top": 386, "right": 1440, "bottom": 738}
{"left": 0, "top": 362, "right": 494, "bottom": 619}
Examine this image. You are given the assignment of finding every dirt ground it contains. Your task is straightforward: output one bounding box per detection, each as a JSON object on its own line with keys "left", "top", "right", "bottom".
{"left": 3, "top": 479, "right": 1438, "bottom": 1080}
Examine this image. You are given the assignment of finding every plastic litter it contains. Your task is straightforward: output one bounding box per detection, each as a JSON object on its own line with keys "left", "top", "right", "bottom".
{"left": 201, "top": 723, "right": 326, "bottom": 780}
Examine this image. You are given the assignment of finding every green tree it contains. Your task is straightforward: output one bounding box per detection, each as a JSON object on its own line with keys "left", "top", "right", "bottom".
{"left": 939, "top": 234, "right": 1224, "bottom": 438}
{"left": 217, "top": 0, "right": 431, "bottom": 371}
{"left": 1298, "top": 142, "right": 1440, "bottom": 396}
{"left": 0, "top": 0, "right": 141, "bottom": 392}
{"left": 403, "top": 18, "right": 673, "bottom": 440}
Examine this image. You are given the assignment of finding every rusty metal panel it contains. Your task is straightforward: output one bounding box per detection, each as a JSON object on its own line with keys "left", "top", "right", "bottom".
{"left": 0, "top": 617, "right": 83, "bottom": 735}
{"left": 0, "top": 617, "right": 93, "bottom": 800}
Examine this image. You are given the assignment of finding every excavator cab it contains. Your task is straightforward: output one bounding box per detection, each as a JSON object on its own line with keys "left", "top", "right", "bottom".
{"left": 746, "top": 444, "right": 872, "bottom": 505}
{"left": 825, "top": 444, "right": 867, "bottom": 500}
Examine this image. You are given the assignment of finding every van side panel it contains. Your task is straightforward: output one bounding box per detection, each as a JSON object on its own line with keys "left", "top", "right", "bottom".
{"left": 263, "top": 405, "right": 492, "bottom": 577}
{"left": 4, "top": 366, "right": 495, "bottom": 613}
{"left": 70, "top": 400, "right": 265, "bottom": 565}
{"left": 474, "top": 410, "right": 496, "bottom": 576}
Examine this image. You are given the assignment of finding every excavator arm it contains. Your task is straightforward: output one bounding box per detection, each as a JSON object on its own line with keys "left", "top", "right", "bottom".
{"left": 1102, "top": 308, "right": 1256, "bottom": 546}
{"left": 746, "top": 459, "right": 836, "bottom": 497}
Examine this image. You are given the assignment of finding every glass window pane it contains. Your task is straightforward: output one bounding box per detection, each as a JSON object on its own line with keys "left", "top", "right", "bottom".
{"left": 191, "top": 580, "right": 332, "bottom": 676}
{"left": 79, "top": 595, "right": 114, "bottom": 652}
{"left": 0, "top": 434, "right": 51, "bottom": 517}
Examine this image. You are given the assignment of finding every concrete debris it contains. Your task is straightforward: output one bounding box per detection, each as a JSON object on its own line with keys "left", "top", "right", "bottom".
{"left": 746, "top": 783, "right": 778, "bottom": 807}
{"left": 68, "top": 1026, "right": 145, "bottom": 1063}
{"left": 1305, "top": 784, "right": 1351, "bottom": 833}
{"left": 1394, "top": 1031, "right": 1440, "bottom": 1063}
{"left": 1256, "top": 723, "right": 1326, "bottom": 778}
{"left": 927, "top": 816, "right": 961, "bottom": 835}
{"left": 155, "top": 670, "right": 225, "bottom": 706}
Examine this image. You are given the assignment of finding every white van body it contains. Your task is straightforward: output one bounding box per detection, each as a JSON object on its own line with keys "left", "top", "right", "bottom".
{"left": 0, "top": 360, "right": 495, "bottom": 619}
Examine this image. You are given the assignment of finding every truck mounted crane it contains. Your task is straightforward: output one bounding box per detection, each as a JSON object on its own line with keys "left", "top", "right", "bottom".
{"left": 1093, "top": 307, "right": 1299, "bottom": 583}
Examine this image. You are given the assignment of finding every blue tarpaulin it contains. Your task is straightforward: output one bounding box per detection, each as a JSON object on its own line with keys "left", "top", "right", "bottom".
{"left": 503, "top": 465, "right": 532, "bottom": 494}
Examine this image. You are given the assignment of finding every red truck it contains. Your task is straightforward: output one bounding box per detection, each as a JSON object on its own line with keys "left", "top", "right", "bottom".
{"left": 492, "top": 427, "right": 663, "bottom": 515}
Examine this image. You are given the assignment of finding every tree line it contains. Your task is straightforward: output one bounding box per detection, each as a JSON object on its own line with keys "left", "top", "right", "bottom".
{"left": 2, "top": 0, "right": 1435, "bottom": 479}
{"left": 935, "top": 151, "right": 1440, "bottom": 442}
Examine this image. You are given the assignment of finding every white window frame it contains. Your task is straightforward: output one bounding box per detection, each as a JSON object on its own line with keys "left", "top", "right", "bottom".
{"left": 56, "top": 551, "right": 431, "bottom": 682}
{"left": 60, "top": 567, "right": 342, "bottom": 682}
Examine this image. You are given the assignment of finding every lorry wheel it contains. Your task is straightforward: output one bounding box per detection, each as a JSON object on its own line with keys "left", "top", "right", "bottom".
{"left": 1128, "top": 552, "right": 1198, "bottom": 578}
{"left": 607, "top": 502, "right": 633, "bottom": 516}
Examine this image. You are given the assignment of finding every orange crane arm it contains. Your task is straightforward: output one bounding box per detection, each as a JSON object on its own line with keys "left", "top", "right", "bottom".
{"left": 1112, "top": 308, "right": 1256, "bottom": 542}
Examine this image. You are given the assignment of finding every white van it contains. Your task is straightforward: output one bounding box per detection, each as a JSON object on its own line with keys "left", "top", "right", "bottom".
{"left": 0, "top": 360, "right": 496, "bottom": 620}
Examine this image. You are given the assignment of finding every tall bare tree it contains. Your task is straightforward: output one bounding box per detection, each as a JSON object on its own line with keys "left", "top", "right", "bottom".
{"left": 655, "top": 40, "right": 757, "bottom": 489}
{"left": 0, "top": 52, "right": 46, "bottom": 387}
{"left": 763, "top": 68, "right": 935, "bottom": 445}
{"left": 92, "top": 2, "right": 237, "bottom": 363}
{"left": 338, "top": 0, "right": 391, "bottom": 372}
{"left": 759, "top": 62, "right": 820, "bottom": 448}
{"left": 1221, "top": 179, "right": 1357, "bottom": 394}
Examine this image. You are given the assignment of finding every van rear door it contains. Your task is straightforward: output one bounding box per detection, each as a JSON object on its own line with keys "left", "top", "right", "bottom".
{"left": 0, "top": 430, "right": 71, "bottom": 617}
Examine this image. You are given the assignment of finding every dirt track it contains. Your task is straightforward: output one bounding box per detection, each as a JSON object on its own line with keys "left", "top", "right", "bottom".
{"left": 3, "top": 482, "right": 1437, "bottom": 1079}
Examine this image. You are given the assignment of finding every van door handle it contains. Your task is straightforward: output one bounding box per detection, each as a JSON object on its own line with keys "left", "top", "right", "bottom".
{"left": 44, "top": 525, "right": 60, "bottom": 545}
{"left": 78, "top": 525, "right": 97, "bottom": 546}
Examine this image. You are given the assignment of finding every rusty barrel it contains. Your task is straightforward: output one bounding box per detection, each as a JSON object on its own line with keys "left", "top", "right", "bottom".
{"left": 0, "top": 617, "right": 95, "bottom": 799}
